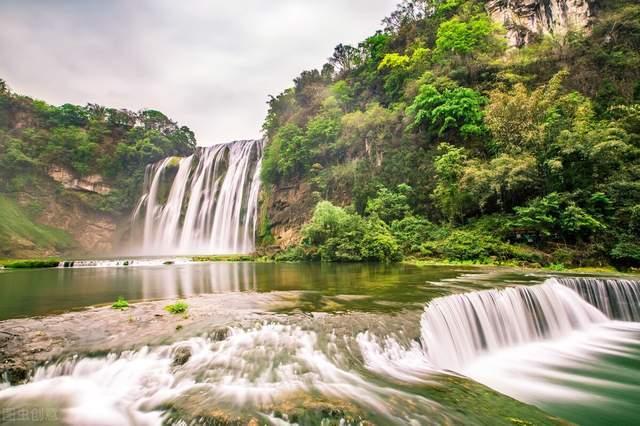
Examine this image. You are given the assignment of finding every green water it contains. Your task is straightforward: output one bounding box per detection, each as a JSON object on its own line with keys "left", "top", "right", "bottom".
{"left": 0, "top": 261, "right": 542, "bottom": 320}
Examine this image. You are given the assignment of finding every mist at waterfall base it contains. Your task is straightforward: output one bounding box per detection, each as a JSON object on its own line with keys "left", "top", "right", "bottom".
{"left": 129, "top": 139, "right": 262, "bottom": 256}
{"left": 2, "top": 276, "right": 640, "bottom": 425}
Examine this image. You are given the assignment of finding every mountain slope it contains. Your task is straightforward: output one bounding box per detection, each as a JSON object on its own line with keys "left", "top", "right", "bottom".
{"left": 259, "top": 0, "right": 640, "bottom": 267}
{"left": 0, "top": 80, "right": 196, "bottom": 257}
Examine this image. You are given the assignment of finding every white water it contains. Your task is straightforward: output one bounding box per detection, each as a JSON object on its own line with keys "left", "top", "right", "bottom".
{"left": 419, "top": 281, "right": 608, "bottom": 371}
{"left": 131, "top": 140, "right": 262, "bottom": 255}
{"left": 2, "top": 278, "right": 639, "bottom": 424}
{"left": 0, "top": 324, "right": 448, "bottom": 425}
{"left": 556, "top": 277, "right": 640, "bottom": 321}
{"left": 358, "top": 278, "right": 640, "bottom": 375}
{"left": 356, "top": 277, "right": 640, "bottom": 422}
{"left": 57, "top": 258, "right": 193, "bottom": 269}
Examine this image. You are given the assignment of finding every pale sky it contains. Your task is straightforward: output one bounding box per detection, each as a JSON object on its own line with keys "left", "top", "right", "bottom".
{"left": 0, "top": 0, "right": 398, "bottom": 145}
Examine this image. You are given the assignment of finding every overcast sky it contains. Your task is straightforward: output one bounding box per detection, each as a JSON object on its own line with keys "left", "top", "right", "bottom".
{"left": 0, "top": 0, "right": 398, "bottom": 145}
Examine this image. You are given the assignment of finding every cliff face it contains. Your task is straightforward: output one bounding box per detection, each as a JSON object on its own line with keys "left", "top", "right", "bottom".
{"left": 3, "top": 173, "right": 120, "bottom": 258}
{"left": 486, "top": 0, "right": 597, "bottom": 46}
{"left": 264, "top": 181, "right": 315, "bottom": 248}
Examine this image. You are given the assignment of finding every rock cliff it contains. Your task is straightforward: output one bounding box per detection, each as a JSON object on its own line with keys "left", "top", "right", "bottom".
{"left": 486, "top": 0, "right": 597, "bottom": 47}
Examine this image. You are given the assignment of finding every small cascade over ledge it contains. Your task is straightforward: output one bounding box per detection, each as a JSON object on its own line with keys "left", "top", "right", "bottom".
{"left": 130, "top": 140, "right": 262, "bottom": 255}
{"left": 555, "top": 277, "right": 640, "bottom": 321}
{"left": 358, "top": 277, "right": 640, "bottom": 375}
{"left": 419, "top": 281, "right": 608, "bottom": 371}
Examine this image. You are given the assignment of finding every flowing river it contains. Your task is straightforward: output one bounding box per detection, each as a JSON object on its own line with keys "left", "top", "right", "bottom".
{"left": 1, "top": 262, "right": 639, "bottom": 425}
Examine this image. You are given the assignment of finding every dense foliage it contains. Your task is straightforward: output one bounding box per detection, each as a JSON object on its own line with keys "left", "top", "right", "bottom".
{"left": 0, "top": 83, "right": 196, "bottom": 213}
{"left": 262, "top": 0, "right": 640, "bottom": 267}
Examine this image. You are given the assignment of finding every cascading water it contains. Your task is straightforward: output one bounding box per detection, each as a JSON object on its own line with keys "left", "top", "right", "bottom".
{"left": 418, "top": 281, "right": 608, "bottom": 371}
{"left": 356, "top": 278, "right": 640, "bottom": 424}
{"left": 358, "top": 280, "right": 609, "bottom": 373}
{"left": 555, "top": 277, "right": 640, "bottom": 321}
{"left": 130, "top": 140, "right": 262, "bottom": 255}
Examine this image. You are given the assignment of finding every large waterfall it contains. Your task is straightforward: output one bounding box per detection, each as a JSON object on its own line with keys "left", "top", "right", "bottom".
{"left": 130, "top": 140, "right": 262, "bottom": 255}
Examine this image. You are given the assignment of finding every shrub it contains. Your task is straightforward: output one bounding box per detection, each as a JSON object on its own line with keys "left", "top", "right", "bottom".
{"left": 422, "top": 229, "right": 508, "bottom": 262}
{"left": 610, "top": 241, "right": 640, "bottom": 267}
{"left": 366, "top": 184, "right": 413, "bottom": 224}
{"left": 407, "top": 83, "right": 486, "bottom": 138}
{"left": 391, "top": 216, "right": 437, "bottom": 254}
{"left": 165, "top": 300, "right": 188, "bottom": 314}
{"left": 3, "top": 259, "right": 60, "bottom": 269}
{"left": 302, "top": 201, "right": 401, "bottom": 262}
{"left": 112, "top": 297, "right": 129, "bottom": 310}
{"left": 274, "top": 246, "right": 307, "bottom": 262}
{"left": 420, "top": 229, "right": 545, "bottom": 264}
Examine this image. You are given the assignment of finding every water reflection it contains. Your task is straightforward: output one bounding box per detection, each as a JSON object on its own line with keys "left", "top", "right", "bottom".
{"left": 139, "top": 263, "right": 258, "bottom": 300}
{"left": 0, "top": 262, "right": 542, "bottom": 320}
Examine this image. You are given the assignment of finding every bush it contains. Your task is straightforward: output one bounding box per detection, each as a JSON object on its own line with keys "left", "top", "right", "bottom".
{"left": 419, "top": 228, "right": 543, "bottom": 264}
{"left": 366, "top": 184, "right": 413, "bottom": 224}
{"left": 273, "top": 246, "right": 307, "bottom": 262}
{"left": 302, "top": 201, "right": 401, "bottom": 262}
{"left": 610, "top": 241, "right": 640, "bottom": 267}
{"left": 3, "top": 259, "right": 60, "bottom": 269}
{"left": 165, "top": 300, "right": 188, "bottom": 314}
{"left": 421, "top": 229, "right": 507, "bottom": 262}
{"left": 391, "top": 216, "right": 437, "bottom": 254}
{"left": 112, "top": 297, "right": 129, "bottom": 310}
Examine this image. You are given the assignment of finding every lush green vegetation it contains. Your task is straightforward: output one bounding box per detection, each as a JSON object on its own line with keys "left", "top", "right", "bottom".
{"left": 165, "top": 300, "right": 189, "bottom": 314}
{"left": 1, "top": 258, "right": 61, "bottom": 269}
{"left": 112, "top": 297, "right": 129, "bottom": 310}
{"left": 0, "top": 195, "right": 72, "bottom": 257}
{"left": 0, "top": 80, "right": 196, "bottom": 214}
{"left": 261, "top": 0, "right": 640, "bottom": 268}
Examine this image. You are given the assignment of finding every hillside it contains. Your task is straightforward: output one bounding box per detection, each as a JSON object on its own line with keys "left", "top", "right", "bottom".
{"left": 258, "top": 0, "right": 640, "bottom": 268}
{"left": 0, "top": 81, "right": 196, "bottom": 257}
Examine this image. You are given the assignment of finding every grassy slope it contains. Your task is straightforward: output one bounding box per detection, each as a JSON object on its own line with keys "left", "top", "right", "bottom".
{"left": 0, "top": 195, "right": 72, "bottom": 257}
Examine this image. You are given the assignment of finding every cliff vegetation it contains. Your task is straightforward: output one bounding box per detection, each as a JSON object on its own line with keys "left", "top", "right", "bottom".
{"left": 260, "top": 0, "right": 640, "bottom": 268}
{"left": 0, "top": 80, "right": 196, "bottom": 256}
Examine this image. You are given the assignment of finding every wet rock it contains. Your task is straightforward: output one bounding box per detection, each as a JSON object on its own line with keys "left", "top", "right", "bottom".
{"left": 172, "top": 346, "right": 192, "bottom": 366}
{"left": 1, "top": 359, "right": 28, "bottom": 384}
{"left": 210, "top": 327, "right": 229, "bottom": 342}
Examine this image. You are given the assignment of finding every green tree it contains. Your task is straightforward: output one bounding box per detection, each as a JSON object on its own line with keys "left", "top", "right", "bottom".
{"left": 365, "top": 184, "right": 413, "bottom": 224}
{"left": 407, "top": 82, "right": 486, "bottom": 138}
{"left": 434, "top": 14, "right": 503, "bottom": 59}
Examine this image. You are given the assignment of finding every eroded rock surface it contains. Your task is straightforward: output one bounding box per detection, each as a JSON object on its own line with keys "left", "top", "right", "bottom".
{"left": 487, "top": 0, "right": 597, "bottom": 47}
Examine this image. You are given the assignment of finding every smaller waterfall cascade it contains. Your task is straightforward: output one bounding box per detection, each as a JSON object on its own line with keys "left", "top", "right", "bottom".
{"left": 555, "top": 277, "right": 640, "bottom": 321}
{"left": 358, "top": 278, "right": 640, "bottom": 375}
{"left": 419, "top": 282, "right": 607, "bottom": 370}
{"left": 131, "top": 140, "right": 262, "bottom": 255}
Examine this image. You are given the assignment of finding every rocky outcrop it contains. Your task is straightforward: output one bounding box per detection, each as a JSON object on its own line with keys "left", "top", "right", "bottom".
{"left": 47, "top": 165, "right": 112, "bottom": 195}
{"left": 265, "top": 181, "right": 315, "bottom": 248}
{"left": 486, "top": 0, "right": 597, "bottom": 47}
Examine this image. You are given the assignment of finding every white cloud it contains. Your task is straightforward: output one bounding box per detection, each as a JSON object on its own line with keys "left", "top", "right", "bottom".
{"left": 0, "top": 0, "right": 397, "bottom": 145}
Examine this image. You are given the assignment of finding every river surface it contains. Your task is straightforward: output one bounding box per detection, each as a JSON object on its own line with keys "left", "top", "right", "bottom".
{"left": 0, "top": 261, "right": 639, "bottom": 425}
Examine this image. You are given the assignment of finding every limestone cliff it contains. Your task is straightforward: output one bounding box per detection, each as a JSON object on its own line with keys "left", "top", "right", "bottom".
{"left": 486, "top": 0, "right": 597, "bottom": 47}
{"left": 263, "top": 181, "right": 315, "bottom": 248}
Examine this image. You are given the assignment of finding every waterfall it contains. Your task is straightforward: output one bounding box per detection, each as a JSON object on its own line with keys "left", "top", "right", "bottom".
{"left": 555, "top": 277, "right": 640, "bottom": 321}
{"left": 419, "top": 281, "right": 607, "bottom": 371}
{"left": 358, "top": 277, "right": 640, "bottom": 375}
{"left": 130, "top": 140, "right": 262, "bottom": 255}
